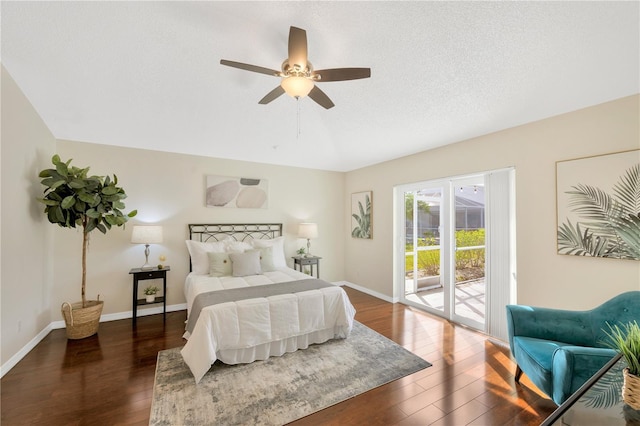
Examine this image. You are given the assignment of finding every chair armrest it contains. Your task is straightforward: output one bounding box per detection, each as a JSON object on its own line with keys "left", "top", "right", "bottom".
{"left": 506, "top": 304, "right": 593, "bottom": 352}
{"left": 551, "top": 346, "right": 617, "bottom": 405}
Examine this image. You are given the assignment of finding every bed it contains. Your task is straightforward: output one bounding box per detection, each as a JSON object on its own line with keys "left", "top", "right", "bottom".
{"left": 180, "top": 223, "right": 356, "bottom": 383}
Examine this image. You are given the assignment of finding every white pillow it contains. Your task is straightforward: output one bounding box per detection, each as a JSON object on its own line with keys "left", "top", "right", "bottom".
{"left": 224, "top": 240, "right": 253, "bottom": 253}
{"left": 229, "top": 250, "right": 262, "bottom": 277}
{"left": 208, "top": 252, "right": 232, "bottom": 277}
{"left": 185, "top": 240, "right": 226, "bottom": 274}
{"left": 256, "top": 245, "right": 276, "bottom": 272}
{"left": 251, "top": 236, "right": 286, "bottom": 268}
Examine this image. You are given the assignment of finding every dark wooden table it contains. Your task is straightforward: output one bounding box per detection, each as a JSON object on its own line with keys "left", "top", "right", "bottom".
{"left": 129, "top": 266, "right": 169, "bottom": 327}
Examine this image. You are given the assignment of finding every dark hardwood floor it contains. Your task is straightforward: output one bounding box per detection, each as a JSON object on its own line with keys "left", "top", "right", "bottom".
{"left": 1, "top": 287, "right": 557, "bottom": 425}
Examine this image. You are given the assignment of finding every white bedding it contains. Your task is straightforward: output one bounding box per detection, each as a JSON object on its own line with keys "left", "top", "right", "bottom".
{"left": 184, "top": 267, "right": 312, "bottom": 314}
{"left": 181, "top": 267, "right": 356, "bottom": 383}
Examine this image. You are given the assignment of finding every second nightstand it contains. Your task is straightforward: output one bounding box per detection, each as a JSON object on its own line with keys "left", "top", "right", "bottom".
{"left": 129, "top": 266, "right": 170, "bottom": 327}
{"left": 292, "top": 255, "right": 322, "bottom": 279}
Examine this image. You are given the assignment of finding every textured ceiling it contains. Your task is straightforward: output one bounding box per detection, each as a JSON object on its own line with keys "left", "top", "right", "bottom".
{"left": 2, "top": 1, "right": 638, "bottom": 171}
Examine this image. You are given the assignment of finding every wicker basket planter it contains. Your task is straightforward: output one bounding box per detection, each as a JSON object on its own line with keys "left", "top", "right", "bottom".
{"left": 61, "top": 300, "right": 104, "bottom": 340}
{"left": 623, "top": 367, "right": 640, "bottom": 410}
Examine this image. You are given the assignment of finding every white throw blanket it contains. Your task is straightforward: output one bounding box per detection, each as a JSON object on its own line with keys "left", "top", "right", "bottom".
{"left": 181, "top": 285, "right": 355, "bottom": 383}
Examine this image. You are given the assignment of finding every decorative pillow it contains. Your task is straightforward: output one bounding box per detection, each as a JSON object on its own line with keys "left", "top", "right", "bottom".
{"left": 256, "top": 245, "right": 276, "bottom": 272}
{"left": 224, "top": 239, "right": 253, "bottom": 253}
{"left": 229, "top": 250, "right": 262, "bottom": 277}
{"left": 208, "top": 252, "right": 232, "bottom": 277}
{"left": 251, "top": 236, "right": 286, "bottom": 268}
{"left": 185, "top": 240, "right": 226, "bottom": 275}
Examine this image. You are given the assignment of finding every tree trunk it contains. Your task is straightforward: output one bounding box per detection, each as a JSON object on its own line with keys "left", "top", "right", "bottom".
{"left": 82, "top": 220, "right": 88, "bottom": 308}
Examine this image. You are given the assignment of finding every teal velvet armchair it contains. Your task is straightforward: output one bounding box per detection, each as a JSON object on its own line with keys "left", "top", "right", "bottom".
{"left": 506, "top": 291, "right": 640, "bottom": 405}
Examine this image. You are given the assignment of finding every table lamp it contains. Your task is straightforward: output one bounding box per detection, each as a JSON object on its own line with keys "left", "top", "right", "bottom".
{"left": 298, "top": 223, "right": 318, "bottom": 257}
{"left": 131, "top": 225, "right": 163, "bottom": 270}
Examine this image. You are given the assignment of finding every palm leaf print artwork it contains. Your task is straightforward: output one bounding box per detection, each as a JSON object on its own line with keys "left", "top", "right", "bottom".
{"left": 557, "top": 151, "right": 640, "bottom": 260}
{"left": 351, "top": 192, "right": 372, "bottom": 239}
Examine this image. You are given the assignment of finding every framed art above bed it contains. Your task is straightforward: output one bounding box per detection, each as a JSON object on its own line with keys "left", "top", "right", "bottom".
{"left": 205, "top": 175, "right": 268, "bottom": 209}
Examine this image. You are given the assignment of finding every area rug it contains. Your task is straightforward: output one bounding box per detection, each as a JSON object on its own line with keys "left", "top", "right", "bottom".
{"left": 150, "top": 321, "right": 431, "bottom": 425}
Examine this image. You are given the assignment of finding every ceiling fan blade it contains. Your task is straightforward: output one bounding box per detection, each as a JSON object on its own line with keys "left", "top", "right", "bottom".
{"left": 258, "top": 86, "right": 286, "bottom": 104}
{"left": 220, "top": 59, "right": 280, "bottom": 77}
{"left": 308, "top": 86, "right": 335, "bottom": 109}
{"left": 288, "top": 26, "right": 308, "bottom": 69}
{"left": 314, "top": 68, "right": 371, "bottom": 82}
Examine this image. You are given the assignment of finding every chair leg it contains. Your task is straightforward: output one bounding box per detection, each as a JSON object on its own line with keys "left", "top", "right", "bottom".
{"left": 514, "top": 365, "right": 523, "bottom": 383}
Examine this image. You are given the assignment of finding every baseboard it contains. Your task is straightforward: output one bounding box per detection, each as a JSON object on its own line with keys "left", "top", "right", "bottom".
{"left": 1, "top": 303, "right": 187, "bottom": 378}
{"left": 1, "top": 323, "right": 53, "bottom": 378}
{"left": 340, "top": 281, "right": 397, "bottom": 303}
{"left": 50, "top": 303, "right": 187, "bottom": 329}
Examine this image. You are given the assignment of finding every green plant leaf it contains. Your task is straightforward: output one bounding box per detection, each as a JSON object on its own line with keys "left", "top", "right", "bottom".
{"left": 55, "top": 161, "right": 68, "bottom": 177}
{"left": 101, "top": 184, "right": 118, "bottom": 195}
{"left": 603, "top": 321, "right": 640, "bottom": 375}
{"left": 85, "top": 208, "right": 100, "bottom": 219}
{"left": 37, "top": 198, "right": 59, "bottom": 206}
{"left": 76, "top": 192, "right": 93, "bottom": 204}
{"left": 68, "top": 179, "right": 86, "bottom": 189}
{"left": 61, "top": 195, "right": 75, "bottom": 209}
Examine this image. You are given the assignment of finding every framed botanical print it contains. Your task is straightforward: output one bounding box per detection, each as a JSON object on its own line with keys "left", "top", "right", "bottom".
{"left": 351, "top": 191, "right": 372, "bottom": 239}
{"left": 556, "top": 149, "right": 639, "bottom": 260}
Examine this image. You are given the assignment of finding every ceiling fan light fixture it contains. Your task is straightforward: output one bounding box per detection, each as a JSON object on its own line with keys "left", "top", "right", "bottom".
{"left": 281, "top": 76, "right": 314, "bottom": 98}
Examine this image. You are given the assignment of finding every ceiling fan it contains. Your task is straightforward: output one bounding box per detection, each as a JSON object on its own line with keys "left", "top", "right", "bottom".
{"left": 220, "top": 26, "right": 371, "bottom": 109}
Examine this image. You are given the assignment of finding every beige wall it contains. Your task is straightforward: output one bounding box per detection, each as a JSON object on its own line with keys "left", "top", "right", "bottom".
{"left": 1, "top": 66, "right": 56, "bottom": 366}
{"left": 345, "top": 95, "right": 640, "bottom": 309}
{"left": 53, "top": 140, "right": 346, "bottom": 316}
{"left": 2, "top": 64, "right": 638, "bottom": 372}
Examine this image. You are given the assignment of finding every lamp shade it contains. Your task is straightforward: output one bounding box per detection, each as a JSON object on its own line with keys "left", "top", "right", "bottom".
{"left": 298, "top": 223, "right": 318, "bottom": 239}
{"left": 131, "top": 225, "right": 163, "bottom": 244}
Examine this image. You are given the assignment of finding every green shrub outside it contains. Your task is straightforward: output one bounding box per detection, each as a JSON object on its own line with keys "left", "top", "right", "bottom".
{"left": 405, "top": 229, "right": 485, "bottom": 278}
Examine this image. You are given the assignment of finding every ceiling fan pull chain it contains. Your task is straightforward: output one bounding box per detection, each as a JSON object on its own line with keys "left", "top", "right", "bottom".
{"left": 297, "top": 98, "right": 301, "bottom": 138}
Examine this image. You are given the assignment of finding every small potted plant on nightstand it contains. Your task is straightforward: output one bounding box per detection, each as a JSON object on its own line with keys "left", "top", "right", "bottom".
{"left": 143, "top": 286, "right": 160, "bottom": 303}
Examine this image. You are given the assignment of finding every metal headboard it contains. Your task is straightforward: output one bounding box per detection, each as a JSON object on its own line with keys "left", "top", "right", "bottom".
{"left": 187, "top": 223, "right": 283, "bottom": 272}
{"left": 188, "top": 223, "right": 283, "bottom": 242}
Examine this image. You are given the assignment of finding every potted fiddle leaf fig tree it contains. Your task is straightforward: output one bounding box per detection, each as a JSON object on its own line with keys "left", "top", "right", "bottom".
{"left": 38, "top": 155, "right": 137, "bottom": 339}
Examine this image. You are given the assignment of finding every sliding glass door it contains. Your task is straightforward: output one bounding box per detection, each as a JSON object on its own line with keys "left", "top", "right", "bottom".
{"left": 404, "top": 186, "right": 446, "bottom": 316}
{"left": 396, "top": 169, "right": 513, "bottom": 337}
{"left": 452, "top": 178, "right": 485, "bottom": 330}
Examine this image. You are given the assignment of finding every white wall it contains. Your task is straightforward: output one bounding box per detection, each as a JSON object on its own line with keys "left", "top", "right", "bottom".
{"left": 344, "top": 95, "right": 640, "bottom": 309}
{"left": 53, "top": 140, "right": 346, "bottom": 315}
{"left": 1, "top": 66, "right": 56, "bottom": 367}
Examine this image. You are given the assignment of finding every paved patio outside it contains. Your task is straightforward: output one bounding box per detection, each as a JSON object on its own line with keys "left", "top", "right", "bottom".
{"left": 404, "top": 279, "right": 486, "bottom": 325}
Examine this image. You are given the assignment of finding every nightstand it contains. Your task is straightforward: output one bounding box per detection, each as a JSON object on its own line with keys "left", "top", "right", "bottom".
{"left": 129, "top": 266, "right": 170, "bottom": 327}
{"left": 292, "top": 255, "right": 322, "bottom": 279}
